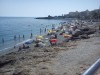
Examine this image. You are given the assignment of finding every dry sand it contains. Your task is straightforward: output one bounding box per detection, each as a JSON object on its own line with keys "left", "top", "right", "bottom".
{"left": 0, "top": 23, "right": 100, "bottom": 75}
{"left": 0, "top": 33, "right": 100, "bottom": 75}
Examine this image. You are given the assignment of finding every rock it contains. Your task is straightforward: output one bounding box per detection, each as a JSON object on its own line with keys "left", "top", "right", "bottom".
{"left": 84, "top": 29, "right": 96, "bottom": 35}
{"left": 73, "top": 28, "right": 96, "bottom": 38}
{"left": 80, "top": 27, "right": 89, "bottom": 31}
{"left": 79, "top": 34, "right": 89, "bottom": 39}
{"left": 0, "top": 59, "right": 15, "bottom": 68}
{"left": 72, "top": 31, "right": 83, "bottom": 37}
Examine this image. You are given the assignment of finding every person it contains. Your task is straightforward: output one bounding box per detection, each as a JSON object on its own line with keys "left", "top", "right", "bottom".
{"left": 14, "top": 35, "right": 16, "bottom": 40}
{"left": 40, "top": 28, "right": 42, "bottom": 35}
{"left": 30, "top": 33, "right": 33, "bottom": 38}
{"left": 35, "top": 43, "right": 39, "bottom": 47}
{"left": 2, "top": 38, "right": 4, "bottom": 43}
{"left": 23, "top": 44, "right": 25, "bottom": 49}
{"left": 52, "top": 24, "right": 55, "bottom": 30}
{"left": 45, "top": 28, "right": 46, "bottom": 33}
{"left": 18, "top": 46, "right": 22, "bottom": 51}
{"left": 23, "top": 35, "right": 25, "bottom": 38}
{"left": 14, "top": 46, "right": 16, "bottom": 48}
{"left": 55, "top": 33, "right": 57, "bottom": 39}
{"left": 26, "top": 46, "right": 30, "bottom": 48}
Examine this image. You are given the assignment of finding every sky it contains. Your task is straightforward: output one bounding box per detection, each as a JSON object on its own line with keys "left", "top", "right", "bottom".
{"left": 0, "top": 0, "right": 100, "bottom": 17}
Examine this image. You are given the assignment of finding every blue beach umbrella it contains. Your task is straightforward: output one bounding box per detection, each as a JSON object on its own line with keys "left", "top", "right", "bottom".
{"left": 25, "top": 39, "right": 33, "bottom": 44}
{"left": 25, "top": 41, "right": 32, "bottom": 44}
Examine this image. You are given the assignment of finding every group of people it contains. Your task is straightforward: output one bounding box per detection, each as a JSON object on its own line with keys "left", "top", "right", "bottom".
{"left": 18, "top": 44, "right": 30, "bottom": 51}
{"left": 14, "top": 33, "right": 33, "bottom": 41}
{"left": 18, "top": 20, "right": 95, "bottom": 49}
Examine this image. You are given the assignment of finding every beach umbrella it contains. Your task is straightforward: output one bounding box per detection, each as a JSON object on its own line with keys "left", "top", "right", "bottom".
{"left": 25, "top": 41, "right": 32, "bottom": 44}
{"left": 50, "top": 39, "right": 57, "bottom": 45}
{"left": 25, "top": 40, "right": 33, "bottom": 44}
{"left": 24, "top": 39, "right": 33, "bottom": 44}
{"left": 48, "top": 30, "right": 52, "bottom": 34}
{"left": 36, "top": 35, "right": 43, "bottom": 40}
{"left": 36, "top": 39, "right": 42, "bottom": 41}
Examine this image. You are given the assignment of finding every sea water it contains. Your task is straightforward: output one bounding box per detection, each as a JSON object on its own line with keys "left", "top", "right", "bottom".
{"left": 0, "top": 17, "right": 65, "bottom": 51}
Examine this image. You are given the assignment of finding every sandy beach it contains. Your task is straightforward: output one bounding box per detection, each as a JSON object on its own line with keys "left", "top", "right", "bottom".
{"left": 0, "top": 22, "right": 100, "bottom": 75}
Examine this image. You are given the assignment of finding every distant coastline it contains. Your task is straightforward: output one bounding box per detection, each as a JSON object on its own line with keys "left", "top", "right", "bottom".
{"left": 35, "top": 15, "right": 54, "bottom": 19}
{"left": 35, "top": 8, "right": 100, "bottom": 21}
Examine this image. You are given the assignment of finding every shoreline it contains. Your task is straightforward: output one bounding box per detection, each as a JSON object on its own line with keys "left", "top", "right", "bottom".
{"left": 0, "top": 21, "right": 100, "bottom": 75}
{"left": 0, "top": 38, "right": 35, "bottom": 56}
{"left": 1, "top": 19, "right": 98, "bottom": 53}
{"left": 0, "top": 21, "right": 99, "bottom": 56}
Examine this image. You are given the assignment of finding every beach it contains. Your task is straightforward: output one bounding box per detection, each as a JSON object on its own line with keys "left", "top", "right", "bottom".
{"left": 0, "top": 0, "right": 100, "bottom": 74}
{"left": 0, "top": 21, "right": 100, "bottom": 75}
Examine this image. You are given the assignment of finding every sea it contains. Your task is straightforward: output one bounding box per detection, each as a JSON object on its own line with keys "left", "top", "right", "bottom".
{"left": 0, "top": 17, "right": 65, "bottom": 51}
